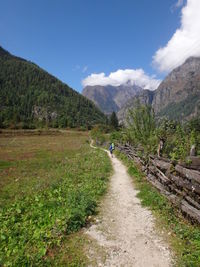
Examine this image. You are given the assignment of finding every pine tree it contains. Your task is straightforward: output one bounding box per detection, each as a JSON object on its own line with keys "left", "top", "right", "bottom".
{"left": 110, "top": 111, "right": 119, "bottom": 130}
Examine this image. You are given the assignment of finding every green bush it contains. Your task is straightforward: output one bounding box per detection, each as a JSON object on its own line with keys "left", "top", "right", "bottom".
{"left": 121, "top": 103, "right": 200, "bottom": 161}
{"left": 126, "top": 102, "right": 157, "bottom": 153}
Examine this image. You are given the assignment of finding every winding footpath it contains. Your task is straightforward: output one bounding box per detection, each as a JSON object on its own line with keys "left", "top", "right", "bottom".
{"left": 86, "top": 143, "right": 173, "bottom": 267}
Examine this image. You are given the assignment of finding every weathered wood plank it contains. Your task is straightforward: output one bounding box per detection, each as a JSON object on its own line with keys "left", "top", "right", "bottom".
{"left": 181, "top": 200, "right": 200, "bottom": 223}
{"left": 147, "top": 174, "right": 170, "bottom": 195}
{"left": 170, "top": 174, "right": 200, "bottom": 196}
{"left": 185, "top": 196, "right": 200, "bottom": 210}
{"left": 175, "top": 165, "right": 200, "bottom": 184}
{"left": 166, "top": 194, "right": 181, "bottom": 207}
{"left": 150, "top": 158, "right": 172, "bottom": 171}
{"left": 148, "top": 165, "right": 171, "bottom": 185}
{"left": 180, "top": 156, "right": 200, "bottom": 171}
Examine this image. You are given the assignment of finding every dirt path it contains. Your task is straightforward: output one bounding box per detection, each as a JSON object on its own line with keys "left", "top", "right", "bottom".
{"left": 86, "top": 145, "right": 173, "bottom": 266}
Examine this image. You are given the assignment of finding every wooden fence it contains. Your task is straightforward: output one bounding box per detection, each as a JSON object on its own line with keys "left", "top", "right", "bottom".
{"left": 117, "top": 143, "right": 200, "bottom": 224}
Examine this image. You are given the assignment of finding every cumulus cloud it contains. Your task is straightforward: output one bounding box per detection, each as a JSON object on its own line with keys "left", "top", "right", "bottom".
{"left": 82, "top": 69, "right": 161, "bottom": 90}
{"left": 153, "top": 0, "right": 200, "bottom": 73}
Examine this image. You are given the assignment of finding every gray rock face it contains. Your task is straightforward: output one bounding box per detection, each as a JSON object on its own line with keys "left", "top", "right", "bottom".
{"left": 118, "top": 57, "right": 200, "bottom": 123}
{"left": 82, "top": 84, "right": 142, "bottom": 114}
{"left": 117, "top": 90, "right": 154, "bottom": 124}
{"left": 33, "top": 106, "right": 57, "bottom": 122}
{"left": 152, "top": 57, "right": 200, "bottom": 118}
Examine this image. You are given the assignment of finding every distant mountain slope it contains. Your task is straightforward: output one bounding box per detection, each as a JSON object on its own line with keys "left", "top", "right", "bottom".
{"left": 152, "top": 57, "right": 200, "bottom": 120}
{"left": 0, "top": 46, "right": 106, "bottom": 128}
{"left": 82, "top": 84, "right": 142, "bottom": 114}
{"left": 118, "top": 57, "right": 200, "bottom": 122}
{"left": 117, "top": 90, "right": 154, "bottom": 123}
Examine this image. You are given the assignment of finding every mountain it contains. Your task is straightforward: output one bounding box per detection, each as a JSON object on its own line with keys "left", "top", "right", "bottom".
{"left": 118, "top": 57, "right": 200, "bottom": 122}
{"left": 0, "top": 46, "right": 106, "bottom": 128}
{"left": 82, "top": 84, "right": 142, "bottom": 114}
{"left": 152, "top": 57, "right": 200, "bottom": 120}
{"left": 117, "top": 89, "right": 154, "bottom": 123}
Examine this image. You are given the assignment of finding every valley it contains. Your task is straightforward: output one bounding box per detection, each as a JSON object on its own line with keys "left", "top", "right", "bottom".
{"left": 1, "top": 45, "right": 200, "bottom": 266}
{"left": 83, "top": 57, "right": 200, "bottom": 122}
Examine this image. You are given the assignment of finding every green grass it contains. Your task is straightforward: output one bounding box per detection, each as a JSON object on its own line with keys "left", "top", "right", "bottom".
{"left": 115, "top": 150, "right": 200, "bottom": 267}
{"left": 0, "top": 131, "right": 112, "bottom": 266}
{"left": 0, "top": 160, "right": 16, "bottom": 170}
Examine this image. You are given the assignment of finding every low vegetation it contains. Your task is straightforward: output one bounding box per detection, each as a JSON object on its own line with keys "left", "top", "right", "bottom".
{"left": 0, "top": 130, "right": 112, "bottom": 266}
{"left": 116, "top": 150, "right": 200, "bottom": 267}
{"left": 112, "top": 103, "right": 200, "bottom": 161}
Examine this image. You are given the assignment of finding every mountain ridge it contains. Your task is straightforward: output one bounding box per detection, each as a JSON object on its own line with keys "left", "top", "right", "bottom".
{"left": 0, "top": 46, "right": 106, "bottom": 128}
{"left": 118, "top": 57, "right": 200, "bottom": 122}
{"left": 82, "top": 84, "right": 142, "bottom": 114}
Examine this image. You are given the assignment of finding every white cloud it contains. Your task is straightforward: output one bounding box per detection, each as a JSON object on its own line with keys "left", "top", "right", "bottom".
{"left": 82, "top": 69, "right": 161, "bottom": 90}
{"left": 153, "top": 0, "right": 200, "bottom": 73}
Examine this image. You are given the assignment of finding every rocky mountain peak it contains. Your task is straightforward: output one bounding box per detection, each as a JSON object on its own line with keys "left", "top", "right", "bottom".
{"left": 165, "top": 57, "right": 200, "bottom": 83}
{"left": 118, "top": 57, "right": 200, "bottom": 122}
{"left": 82, "top": 84, "right": 143, "bottom": 114}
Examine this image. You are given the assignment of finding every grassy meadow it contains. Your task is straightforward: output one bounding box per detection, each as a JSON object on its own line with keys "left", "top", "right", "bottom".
{"left": 0, "top": 130, "right": 112, "bottom": 266}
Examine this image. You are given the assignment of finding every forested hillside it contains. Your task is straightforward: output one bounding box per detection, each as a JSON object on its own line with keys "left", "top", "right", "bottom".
{"left": 0, "top": 46, "right": 106, "bottom": 128}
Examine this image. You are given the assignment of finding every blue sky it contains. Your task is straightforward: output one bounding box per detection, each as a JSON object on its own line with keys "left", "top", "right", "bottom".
{"left": 0, "top": 0, "right": 194, "bottom": 92}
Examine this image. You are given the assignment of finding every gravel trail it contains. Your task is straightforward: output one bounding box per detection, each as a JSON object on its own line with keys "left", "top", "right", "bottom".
{"left": 86, "top": 146, "right": 173, "bottom": 267}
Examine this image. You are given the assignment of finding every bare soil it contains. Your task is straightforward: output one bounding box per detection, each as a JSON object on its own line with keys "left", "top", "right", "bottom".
{"left": 86, "top": 147, "right": 173, "bottom": 266}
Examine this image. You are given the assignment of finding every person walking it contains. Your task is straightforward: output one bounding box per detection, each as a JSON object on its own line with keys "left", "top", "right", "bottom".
{"left": 109, "top": 142, "right": 115, "bottom": 157}
{"left": 112, "top": 142, "right": 115, "bottom": 151}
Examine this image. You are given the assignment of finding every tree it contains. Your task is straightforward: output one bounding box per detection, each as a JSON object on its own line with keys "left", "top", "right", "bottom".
{"left": 0, "top": 47, "right": 107, "bottom": 129}
{"left": 126, "top": 102, "right": 156, "bottom": 148}
{"left": 110, "top": 111, "right": 119, "bottom": 130}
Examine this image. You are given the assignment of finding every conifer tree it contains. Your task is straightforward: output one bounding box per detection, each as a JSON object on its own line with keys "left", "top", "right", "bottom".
{"left": 110, "top": 111, "right": 119, "bottom": 130}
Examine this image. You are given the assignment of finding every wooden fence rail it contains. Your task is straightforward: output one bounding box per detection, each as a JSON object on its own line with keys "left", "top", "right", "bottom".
{"left": 116, "top": 143, "right": 200, "bottom": 224}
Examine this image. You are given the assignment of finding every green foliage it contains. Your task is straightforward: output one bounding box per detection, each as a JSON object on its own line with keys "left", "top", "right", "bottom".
{"left": 122, "top": 102, "right": 200, "bottom": 161}
{"left": 0, "top": 160, "right": 16, "bottom": 170}
{"left": 156, "top": 118, "right": 200, "bottom": 160}
{"left": 0, "top": 46, "right": 106, "bottom": 129}
{"left": 169, "top": 125, "right": 189, "bottom": 161}
{"left": 156, "top": 119, "right": 177, "bottom": 140}
{"left": 186, "top": 117, "right": 200, "bottom": 133}
{"left": 116, "top": 150, "right": 200, "bottom": 267}
{"left": 126, "top": 102, "right": 157, "bottom": 153}
{"left": 110, "top": 111, "right": 119, "bottom": 130}
{"left": 90, "top": 124, "right": 111, "bottom": 145}
{"left": 110, "top": 131, "right": 121, "bottom": 143}
{"left": 0, "top": 136, "right": 111, "bottom": 266}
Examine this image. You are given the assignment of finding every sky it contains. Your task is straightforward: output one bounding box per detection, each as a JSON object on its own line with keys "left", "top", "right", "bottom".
{"left": 1, "top": 0, "right": 200, "bottom": 92}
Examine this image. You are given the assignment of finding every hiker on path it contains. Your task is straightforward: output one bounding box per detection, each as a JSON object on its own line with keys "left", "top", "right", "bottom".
{"left": 109, "top": 142, "right": 115, "bottom": 157}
